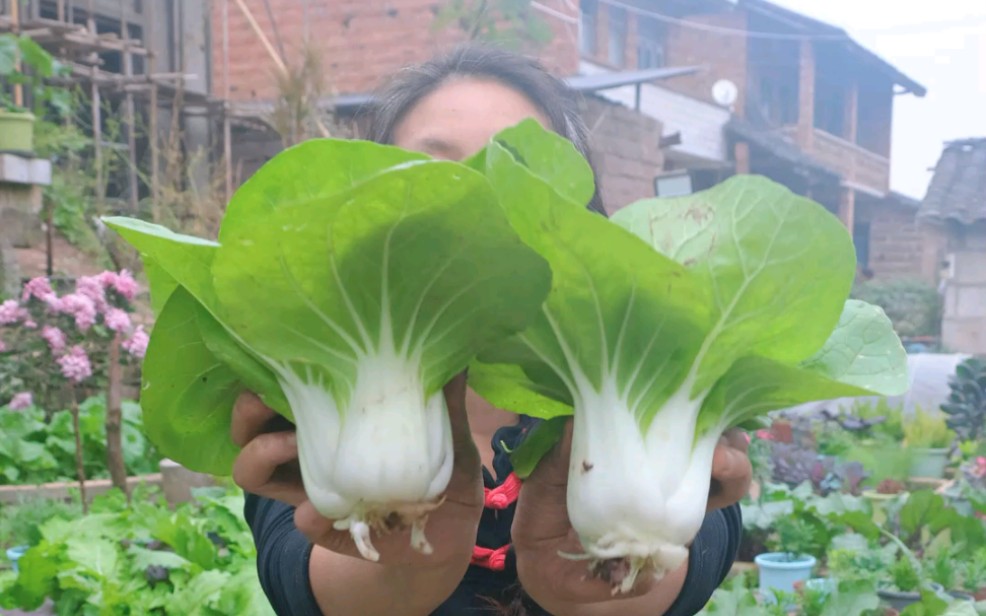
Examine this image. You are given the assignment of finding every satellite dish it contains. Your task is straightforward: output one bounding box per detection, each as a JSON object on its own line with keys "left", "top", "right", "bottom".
{"left": 712, "top": 79, "right": 738, "bottom": 107}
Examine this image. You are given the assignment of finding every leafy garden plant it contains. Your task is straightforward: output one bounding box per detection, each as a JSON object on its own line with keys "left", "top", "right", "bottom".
{"left": 102, "top": 120, "right": 909, "bottom": 593}
{"left": 903, "top": 408, "right": 956, "bottom": 450}
{"left": 0, "top": 271, "right": 148, "bottom": 507}
{"left": 0, "top": 33, "right": 72, "bottom": 115}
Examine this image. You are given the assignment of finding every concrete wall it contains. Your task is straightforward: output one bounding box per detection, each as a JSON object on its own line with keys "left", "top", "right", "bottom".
{"left": 856, "top": 197, "right": 945, "bottom": 284}
{"left": 941, "top": 223, "right": 986, "bottom": 354}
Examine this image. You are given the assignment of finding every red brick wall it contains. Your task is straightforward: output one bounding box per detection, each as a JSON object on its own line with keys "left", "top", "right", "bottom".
{"left": 664, "top": 10, "right": 749, "bottom": 116}
{"left": 858, "top": 199, "right": 944, "bottom": 284}
{"left": 579, "top": 96, "right": 664, "bottom": 214}
{"left": 211, "top": 0, "right": 580, "bottom": 101}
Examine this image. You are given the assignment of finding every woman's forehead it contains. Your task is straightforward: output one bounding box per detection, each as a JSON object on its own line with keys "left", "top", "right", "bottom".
{"left": 391, "top": 78, "right": 550, "bottom": 160}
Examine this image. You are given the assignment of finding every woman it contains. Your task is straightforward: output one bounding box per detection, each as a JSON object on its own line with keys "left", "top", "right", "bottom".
{"left": 233, "top": 44, "right": 751, "bottom": 616}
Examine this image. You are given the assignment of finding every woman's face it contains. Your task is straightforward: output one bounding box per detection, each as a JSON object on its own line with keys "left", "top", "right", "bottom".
{"left": 391, "top": 77, "right": 550, "bottom": 161}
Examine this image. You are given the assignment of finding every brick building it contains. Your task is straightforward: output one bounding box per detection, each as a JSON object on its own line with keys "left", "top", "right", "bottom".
{"left": 918, "top": 138, "right": 986, "bottom": 354}
{"left": 574, "top": 0, "right": 934, "bottom": 282}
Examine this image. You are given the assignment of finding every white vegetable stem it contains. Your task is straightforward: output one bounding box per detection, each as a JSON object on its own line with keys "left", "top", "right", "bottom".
{"left": 565, "top": 369, "right": 720, "bottom": 594}
{"left": 271, "top": 327, "right": 454, "bottom": 562}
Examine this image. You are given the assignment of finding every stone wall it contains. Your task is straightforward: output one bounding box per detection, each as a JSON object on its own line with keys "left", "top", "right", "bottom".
{"left": 941, "top": 223, "right": 986, "bottom": 354}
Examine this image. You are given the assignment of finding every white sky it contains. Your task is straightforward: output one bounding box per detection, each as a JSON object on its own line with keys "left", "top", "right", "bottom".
{"left": 771, "top": 0, "right": 986, "bottom": 199}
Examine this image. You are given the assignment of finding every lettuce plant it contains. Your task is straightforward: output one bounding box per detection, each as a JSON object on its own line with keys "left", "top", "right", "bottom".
{"left": 466, "top": 121, "right": 910, "bottom": 593}
{"left": 102, "top": 139, "right": 552, "bottom": 560}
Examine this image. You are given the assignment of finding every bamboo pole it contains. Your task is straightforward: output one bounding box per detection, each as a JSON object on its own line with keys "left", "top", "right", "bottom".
{"left": 11, "top": 0, "right": 23, "bottom": 108}
{"left": 231, "top": 0, "right": 329, "bottom": 137}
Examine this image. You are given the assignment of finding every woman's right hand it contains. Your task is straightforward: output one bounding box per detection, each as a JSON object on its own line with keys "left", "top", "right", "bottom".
{"left": 230, "top": 372, "right": 485, "bottom": 568}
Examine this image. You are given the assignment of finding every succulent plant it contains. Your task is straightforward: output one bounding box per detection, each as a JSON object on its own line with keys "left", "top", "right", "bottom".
{"left": 941, "top": 356, "right": 986, "bottom": 442}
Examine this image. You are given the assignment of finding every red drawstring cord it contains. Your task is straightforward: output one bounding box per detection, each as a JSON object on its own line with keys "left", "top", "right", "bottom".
{"left": 483, "top": 472, "right": 521, "bottom": 509}
{"left": 471, "top": 545, "right": 511, "bottom": 571}
{"left": 470, "top": 472, "right": 522, "bottom": 571}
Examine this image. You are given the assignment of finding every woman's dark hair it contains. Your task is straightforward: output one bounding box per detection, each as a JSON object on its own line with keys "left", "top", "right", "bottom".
{"left": 363, "top": 44, "right": 607, "bottom": 216}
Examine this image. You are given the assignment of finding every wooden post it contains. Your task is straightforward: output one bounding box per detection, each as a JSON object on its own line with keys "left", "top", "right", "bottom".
{"left": 223, "top": 0, "right": 233, "bottom": 201}
{"left": 846, "top": 81, "right": 859, "bottom": 146}
{"left": 148, "top": 0, "right": 159, "bottom": 213}
{"left": 734, "top": 141, "right": 750, "bottom": 175}
{"left": 122, "top": 0, "right": 139, "bottom": 211}
{"left": 839, "top": 187, "right": 856, "bottom": 232}
{"left": 797, "top": 38, "right": 815, "bottom": 151}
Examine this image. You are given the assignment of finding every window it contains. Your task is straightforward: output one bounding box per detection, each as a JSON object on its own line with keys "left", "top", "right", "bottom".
{"left": 607, "top": 7, "right": 627, "bottom": 67}
{"left": 580, "top": 0, "right": 598, "bottom": 56}
{"left": 637, "top": 16, "right": 666, "bottom": 69}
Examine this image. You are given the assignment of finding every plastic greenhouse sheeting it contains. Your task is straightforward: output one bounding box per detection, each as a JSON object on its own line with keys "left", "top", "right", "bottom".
{"left": 787, "top": 353, "right": 972, "bottom": 418}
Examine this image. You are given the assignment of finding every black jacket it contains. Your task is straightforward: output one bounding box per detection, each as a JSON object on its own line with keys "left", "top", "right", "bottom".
{"left": 244, "top": 417, "right": 741, "bottom": 615}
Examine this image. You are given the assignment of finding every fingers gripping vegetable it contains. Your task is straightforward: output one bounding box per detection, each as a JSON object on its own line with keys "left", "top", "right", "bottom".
{"left": 467, "top": 121, "right": 910, "bottom": 594}
{"left": 102, "top": 139, "right": 552, "bottom": 561}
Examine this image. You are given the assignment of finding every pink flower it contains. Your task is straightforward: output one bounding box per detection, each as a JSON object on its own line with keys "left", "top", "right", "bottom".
{"left": 23, "top": 319, "right": 37, "bottom": 329}
{"left": 57, "top": 293, "right": 97, "bottom": 331}
{"left": 76, "top": 275, "right": 108, "bottom": 312}
{"left": 41, "top": 325, "right": 67, "bottom": 353}
{"left": 21, "top": 277, "right": 55, "bottom": 303}
{"left": 122, "top": 325, "right": 149, "bottom": 359}
{"left": 8, "top": 391, "right": 33, "bottom": 411}
{"left": 99, "top": 270, "right": 139, "bottom": 302}
{"left": 57, "top": 345, "right": 92, "bottom": 383}
{"left": 0, "top": 299, "right": 26, "bottom": 325}
{"left": 104, "top": 307, "right": 132, "bottom": 333}
{"left": 755, "top": 429, "right": 775, "bottom": 441}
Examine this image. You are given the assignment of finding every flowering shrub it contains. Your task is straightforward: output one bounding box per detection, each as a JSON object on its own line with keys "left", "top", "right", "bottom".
{"left": 0, "top": 271, "right": 147, "bottom": 409}
{"left": 1, "top": 271, "right": 149, "bottom": 505}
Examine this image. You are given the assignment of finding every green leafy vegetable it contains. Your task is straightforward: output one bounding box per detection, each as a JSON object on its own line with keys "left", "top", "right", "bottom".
{"left": 104, "top": 137, "right": 552, "bottom": 561}
{"left": 467, "top": 120, "right": 909, "bottom": 593}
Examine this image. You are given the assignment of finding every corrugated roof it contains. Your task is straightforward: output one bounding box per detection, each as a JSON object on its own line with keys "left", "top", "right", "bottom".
{"left": 919, "top": 138, "right": 986, "bottom": 224}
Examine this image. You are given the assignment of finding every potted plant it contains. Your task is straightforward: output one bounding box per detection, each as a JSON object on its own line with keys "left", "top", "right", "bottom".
{"left": 0, "top": 33, "right": 70, "bottom": 153}
{"left": 5, "top": 544, "right": 30, "bottom": 573}
{"left": 903, "top": 409, "right": 955, "bottom": 479}
{"left": 754, "top": 517, "right": 819, "bottom": 600}
{"left": 940, "top": 356, "right": 986, "bottom": 443}
{"left": 876, "top": 554, "right": 946, "bottom": 610}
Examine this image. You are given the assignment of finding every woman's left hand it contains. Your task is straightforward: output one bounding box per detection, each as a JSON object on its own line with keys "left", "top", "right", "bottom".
{"left": 510, "top": 420, "right": 752, "bottom": 611}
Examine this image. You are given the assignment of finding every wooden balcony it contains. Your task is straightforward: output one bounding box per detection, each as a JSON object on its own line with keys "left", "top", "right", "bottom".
{"left": 779, "top": 126, "right": 890, "bottom": 194}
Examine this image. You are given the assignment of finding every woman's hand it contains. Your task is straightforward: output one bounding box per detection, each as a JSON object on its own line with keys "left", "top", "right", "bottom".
{"left": 229, "top": 372, "right": 485, "bottom": 568}
{"left": 511, "top": 420, "right": 752, "bottom": 613}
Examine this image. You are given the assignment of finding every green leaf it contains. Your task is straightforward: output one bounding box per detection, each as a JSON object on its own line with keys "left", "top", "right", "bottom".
{"left": 900, "top": 589, "right": 950, "bottom": 616}
{"left": 899, "top": 491, "right": 948, "bottom": 539}
{"left": 472, "top": 138, "right": 710, "bottom": 430}
{"left": 698, "top": 299, "right": 909, "bottom": 433}
{"left": 196, "top": 305, "right": 292, "bottom": 419}
{"left": 507, "top": 416, "right": 570, "bottom": 479}
{"left": 101, "top": 216, "right": 220, "bottom": 311}
{"left": 140, "top": 286, "right": 243, "bottom": 475}
{"left": 211, "top": 153, "right": 552, "bottom": 401}
{"left": 820, "top": 579, "right": 880, "bottom": 616}
{"left": 488, "top": 118, "right": 596, "bottom": 207}
{"left": 466, "top": 362, "right": 572, "bottom": 420}
{"left": 218, "top": 138, "right": 429, "bottom": 243}
{"left": 612, "top": 175, "right": 858, "bottom": 393}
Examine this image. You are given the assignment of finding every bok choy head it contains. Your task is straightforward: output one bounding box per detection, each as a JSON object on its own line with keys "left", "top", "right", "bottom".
{"left": 103, "top": 138, "right": 552, "bottom": 561}
{"left": 467, "top": 120, "right": 910, "bottom": 594}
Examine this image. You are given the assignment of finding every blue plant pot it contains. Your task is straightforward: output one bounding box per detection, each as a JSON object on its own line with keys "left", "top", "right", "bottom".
{"left": 755, "top": 552, "right": 816, "bottom": 600}
{"left": 6, "top": 545, "right": 30, "bottom": 573}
